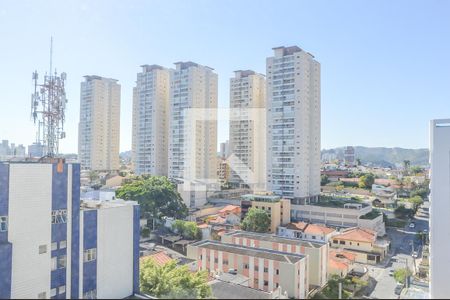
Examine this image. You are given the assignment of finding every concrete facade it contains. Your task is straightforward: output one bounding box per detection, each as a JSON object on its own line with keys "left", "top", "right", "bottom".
{"left": 132, "top": 65, "right": 170, "bottom": 176}
{"left": 78, "top": 76, "right": 121, "bottom": 171}
{"left": 429, "top": 119, "right": 450, "bottom": 299}
{"left": 266, "top": 46, "right": 321, "bottom": 204}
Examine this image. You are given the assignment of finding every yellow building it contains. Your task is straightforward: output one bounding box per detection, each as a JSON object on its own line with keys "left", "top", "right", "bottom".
{"left": 240, "top": 193, "right": 290, "bottom": 233}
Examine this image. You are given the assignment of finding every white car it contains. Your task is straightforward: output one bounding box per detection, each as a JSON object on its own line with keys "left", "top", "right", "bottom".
{"left": 412, "top": 251, "right": 418, "bottom": 258}
{"left": 409, "top": 223, "right": 416, "bottom": 229}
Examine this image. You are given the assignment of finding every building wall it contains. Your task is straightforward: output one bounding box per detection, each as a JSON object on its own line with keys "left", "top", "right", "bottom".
{"left": 430, "top": 119, "right": 450, "bottom": 299}
{"left": 96, "top": 205, "right": 134, "bottom": 298}
{"left": 229, "top": 71, "right": 266, "bottom": 191}
{"left": 187, "top": 243, "right": 307, "bottom": 299}
{"left": 266, "top": 46, "right": 320, "bottom": 203}
{"left": 132, "top": 65, "right": 170, "bottom": 176}
{"left": 79, "top": 76, "right": 121, "bottom": 171}
{"left": 168, "top": 62, "right": 218, "bottom": 184}
{"left": 223, "top": 234, "right": 327, "bottom": 288}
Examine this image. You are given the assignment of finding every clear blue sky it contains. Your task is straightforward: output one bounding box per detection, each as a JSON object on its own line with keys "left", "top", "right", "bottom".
{"left": 0, "top": 0, "right": 449, "bottom": 153}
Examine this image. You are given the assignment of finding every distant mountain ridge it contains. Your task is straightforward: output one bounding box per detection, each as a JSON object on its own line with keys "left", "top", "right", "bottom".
{"left": 322, "top": 146, "right": 429, "bottom": 167}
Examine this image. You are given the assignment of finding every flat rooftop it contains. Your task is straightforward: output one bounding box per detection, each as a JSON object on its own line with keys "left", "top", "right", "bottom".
{"left": 192, "top": 240, "right": 306, "bottom": 264}
{"left": 241, "top": 194, "right": 282, "bottom": 202}
{"left": 80, "top": 199, "right": 138, "bottom": 210}
{"left": 224, "top": 231, "right": 325, "bottom": 249}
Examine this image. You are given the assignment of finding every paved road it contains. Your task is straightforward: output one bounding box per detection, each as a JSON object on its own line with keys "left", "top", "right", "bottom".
{"left": 369, "top": 202, "right": 429, "bottom": 299}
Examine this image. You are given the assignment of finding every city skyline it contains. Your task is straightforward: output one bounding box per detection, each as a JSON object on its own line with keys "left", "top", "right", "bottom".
{"left": 0, "top": 0, "right": 449, "bottom": 154}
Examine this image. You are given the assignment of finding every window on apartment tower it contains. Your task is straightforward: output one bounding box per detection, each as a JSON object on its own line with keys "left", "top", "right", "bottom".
{"left": 0, "top": 216, "right": 8, "bottom": 232}
{"left": 51, "top": 210, "right": 68, "bottom": 224}
{"left": 83, "top": 289, "right": 97, "bottom": 299}
{"left": 58, "top": 255, "right": 67, "bottom": 269}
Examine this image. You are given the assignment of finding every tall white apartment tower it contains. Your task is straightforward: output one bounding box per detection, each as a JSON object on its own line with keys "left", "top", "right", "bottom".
{"left": 229, "top": 70, "right": 266, "bottom": 191}
{"left": 132, "top": 65, "right": 170, "bottom": 176}
{"left": 266, "top": 46, "right": 321, "bottom": 206}
{"left": 429, "top": 119, "right": 450, "bottom": 298}
{"left": 78, "top": 75, "right": 121, "bottom": 171}
{"left": 168, "top": 62, "right": 218, "bottom": 182}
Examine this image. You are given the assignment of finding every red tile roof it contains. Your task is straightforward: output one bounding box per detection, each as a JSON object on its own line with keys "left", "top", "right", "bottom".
{"left": 286, "top": 222, "right": 335, "bottom": 235}
{"left": 142, "top": 251, "right": 173, "bottom": 267}
{"left": 218, "top": 205, "right": 241, "bottom": 214}
{"left": 197, "top": 223, "right": 209, "bottom": 229}
{"left": 334, "top": 228, "right": 376, "bottom": 243}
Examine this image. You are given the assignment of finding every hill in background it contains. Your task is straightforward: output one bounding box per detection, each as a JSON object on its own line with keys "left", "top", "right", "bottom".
{"left": 322, "top": 146, "right": 429, "bottom": 168}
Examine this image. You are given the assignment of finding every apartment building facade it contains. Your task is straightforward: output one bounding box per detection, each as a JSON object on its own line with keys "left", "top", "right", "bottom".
{"left": 229, "top": 70, "right": 266, "bottom": 191}
{"left": 222, "top": 231, "right": 328, "bottom": 288}
{"left": 168, "top": 62, "right": 218, "bottom": 208}
{"left": 266, "top": 46, "right": 321, "bottom": 205}
{"left": 187, "top": 240, "right": 308, "bottom": 299}
{"left": 0, "top": 161, "right": 139, "bottom": 299}
{"left": 429, "top": 119, "right": 450, "bottom": 298}
{"left": 132, "top": 65, "right": 170, "bottom": 176}
{"left": 78, "top": 75, "right": 121, "bottom": 171}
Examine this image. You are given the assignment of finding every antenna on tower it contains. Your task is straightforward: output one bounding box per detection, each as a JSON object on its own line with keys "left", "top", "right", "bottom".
{"left": 31, "top": 37, "right": 68, "bottom": 158}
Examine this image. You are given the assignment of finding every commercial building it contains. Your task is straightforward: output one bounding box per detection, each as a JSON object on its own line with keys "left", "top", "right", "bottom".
{"left": 222, "top": 231, "right": 328, "bottom": 289}
{"left": 187, "top": 240, "right": 308, "bottom": 299}
{"left": 266, "top": 46, "right": 321, "bottom": 205}
{"left": 240, "top": 193, "right": 290, "bottom": 233}
{"left": 168, "top": 62, "right": 218, "bottom": 208}
{"left": 330, "top": 228, "right": 390, "bottom": 265}
{"left": 291, "top": 199, "right": 386, "bottom": 236}
{"left": 78, "top": 75, "right": 121, "bottom": 171}
{"left": 28, "top": 142, "right": 45, "bottom": 158}
{"left": 132, "top": 65, "right": 170, "bottom": 176}
{"left": 0, "top": 161, "right": 139, "bottom": 299}
{"left": 229, "top": 70, "right": 266, "bottom": 191}
{"left": 429, "top": 119, "right": 450, "bottom": 298}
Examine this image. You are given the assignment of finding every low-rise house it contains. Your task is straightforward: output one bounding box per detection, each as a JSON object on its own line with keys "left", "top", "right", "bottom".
{"left": 222, "top": 231, "right": 328, "bottom": 288}
{"left": 197, "top": 223, "right": 212, "bottom": 240}
{"left": 328, "top": 250, "right": 356, "bottom": 278}
{"left": 330, "top": 228, "right": 390, "bottom": 265}
{"left": 187, "top": 240, "right": 308, "bottom": 299}
{"left": 218, "top": 205, "right": 241, "bottom": 217}
{"left": 278, "top": 222, "right": 337, "bottom": 243}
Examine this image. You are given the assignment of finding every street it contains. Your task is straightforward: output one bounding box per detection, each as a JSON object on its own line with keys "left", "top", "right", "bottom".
{"left": 369, "top": 201, "right": 429, "bottom": 299}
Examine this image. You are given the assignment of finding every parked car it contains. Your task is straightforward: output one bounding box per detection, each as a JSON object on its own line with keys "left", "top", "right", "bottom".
{"left": 412, "top": 251, "right": 418, "bottom": 258}
{"left": 409, "top": 222, "right": 416, "bottom": 229}
{"left": 389, "top": 269, "right": 394, "bottom": 276}
{"left": 395, "top": 283, "right": 404, "bottom": 295}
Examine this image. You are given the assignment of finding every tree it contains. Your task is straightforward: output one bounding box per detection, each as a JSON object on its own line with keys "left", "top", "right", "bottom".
{"left": 89, "top": 171, "right": 99, "bottom": 183}
{"left": 410, "top": 166, "right": 424, "bottom": 175}
{"left": 172, "top": 220, "right": 201, "bottom": 240}
{"left": 408, "top": 196, "right": 423, "bottom": 212}
{"left": 358, "top": 173, "right": 375, "bottom": 189}
{"left": 394, "top": 268, "right": 411, "bottom": 284}
{"left": 241, "top": 208, "right": 271, "bottom": 233}
{"left": 140, "top": 259, "right": 212, "bottom": 299}
{"left": 116, "top": 176, "right": 188, "bottom": 225}
{"left": 394, "top": 205, "right": 413, "bottom": 219}
{"left": 321, "top": 174, "right": 330, "bottom": 186}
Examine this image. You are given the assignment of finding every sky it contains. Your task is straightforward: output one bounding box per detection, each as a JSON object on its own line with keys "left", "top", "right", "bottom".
{"left": 0, "top": 0, "right": 449, "bottom": 154}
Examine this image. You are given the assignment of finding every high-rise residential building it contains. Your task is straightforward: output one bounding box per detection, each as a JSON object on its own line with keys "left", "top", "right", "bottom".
{"left": 78, "top": 75, "right": 121, "bottom": 171}
{"left": 219, "top": 140, "right": 230, "bottom": 159}
{"left": 266, "top": 46, "right": 321, "bottom": 207}
{"left": 132, "top": 65, "right": 170, "bottom": 176}
{"left": 344, "top": 146, "right": 356, "bottom": 166}
{"left": 168, "top": 62, "right": 218, "bottom": 207}
{"left": 28, "top": 142, "right": 45, "bottom": 158}
{"left": 0, "top": 161, "right": 140, "bottom": 299}
{"left": 229, "top": 70, "right": 266, "bottom": 190}
{"left": 429, "top": 118, "right": 450, "bottom": 298}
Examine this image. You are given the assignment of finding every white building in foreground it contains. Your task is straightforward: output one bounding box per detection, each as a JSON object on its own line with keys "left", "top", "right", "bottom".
{"left": 429, "top": 119, "right": 450, "bottom": 299}
{"left": 0, "top": 161, "right": 139, "bottom": 299}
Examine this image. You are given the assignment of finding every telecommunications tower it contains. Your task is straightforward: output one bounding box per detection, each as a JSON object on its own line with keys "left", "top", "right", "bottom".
{"left": 31, "top": 37, "right": 68, "bottom": 158}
